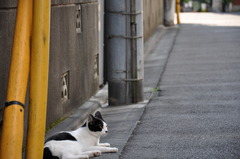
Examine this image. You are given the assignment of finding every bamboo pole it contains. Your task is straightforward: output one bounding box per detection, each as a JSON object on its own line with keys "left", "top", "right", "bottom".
{"left": 25, "top": 0, "right": 51, "bottom": 158}
{"left": 0, "top": 0, "right": 32, "bottom": 158}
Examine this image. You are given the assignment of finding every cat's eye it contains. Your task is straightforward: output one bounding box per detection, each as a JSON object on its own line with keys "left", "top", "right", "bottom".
{"left": 99, "top": 125, "right": 103, "bottom": 129}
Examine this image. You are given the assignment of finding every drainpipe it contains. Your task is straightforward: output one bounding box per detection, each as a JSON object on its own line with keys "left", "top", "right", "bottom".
{"left": 25, "top": 0, "right": 51, "bottom": 159}
{"left": 0, "top": 0, "right": 32, "bottom": 158}
{"left": 106, "top": 0, "right": 144, "bottom": 106}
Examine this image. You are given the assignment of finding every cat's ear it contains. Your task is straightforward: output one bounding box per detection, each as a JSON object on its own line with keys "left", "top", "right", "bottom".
{"left": 95, "top": 111, "right": 103, "bottom": 120}
{"left": 88, "top": 114, "right": 95, "bottom": 123}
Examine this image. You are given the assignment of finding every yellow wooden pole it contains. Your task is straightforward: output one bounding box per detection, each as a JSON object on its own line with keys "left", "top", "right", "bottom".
{"left": 25, "top": 0, "right": 51, "bottom": 158}
{"left": 0, "top": 0, "right": 32, "bottom": 158}
{"left": 176, "top": 0, "right": 181, "bottom": 24}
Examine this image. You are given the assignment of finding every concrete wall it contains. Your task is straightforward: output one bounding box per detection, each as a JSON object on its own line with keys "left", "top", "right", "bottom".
{"left": 0, "top": 0, "right": 164, "bottom": 128}
{"left": 0, "top": 0, "right": 99, "bottom": 127}
{"left": 143, "top": 0, "right": 164, "bottom": 42}
{"left": 0, "top": 4, "right": 16, "bottom": 122}
{"left": 48, "top": 2, "right": 99, "bottom": 127}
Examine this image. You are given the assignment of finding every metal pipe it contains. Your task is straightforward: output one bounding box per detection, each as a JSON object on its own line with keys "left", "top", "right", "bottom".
{"left": 130, "top": 0, "right": 138, "bottom": 103}
{"left": 106, "top": 10, "right": 142, "bottom": 15}
{"left": 25, "top": 0, "right": 51, "bottom": 158}
{"left": 0, "top": 0, "right": 32, "bottom": 158}
{"left": 130, "top": 0, "right": 144, "bottom": 103}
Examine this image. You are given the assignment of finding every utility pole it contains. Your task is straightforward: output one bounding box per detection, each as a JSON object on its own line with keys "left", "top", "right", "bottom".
{"left": 164, "top": 0, "right": 176, "bottom": 26}
{"left": 105, "top": 0, "right": 144, "bottom": 106}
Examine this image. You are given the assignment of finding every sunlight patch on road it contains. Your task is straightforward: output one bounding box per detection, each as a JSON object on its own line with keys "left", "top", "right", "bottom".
{"left": 180, "top": 13, "right": 240, "bottom": 27}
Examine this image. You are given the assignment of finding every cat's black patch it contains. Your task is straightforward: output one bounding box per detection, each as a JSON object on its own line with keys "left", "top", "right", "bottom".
{"left": 88, "top": 115, "right": 104, "bottom": 132}
{"left": 45, "top": 132, "right": 77, "bottom": 143}
{"left": 43, "top": 147, "right": 59, "bottom": 159}
{"left": 95, "top": 111, "right": 104, "bottom": 121}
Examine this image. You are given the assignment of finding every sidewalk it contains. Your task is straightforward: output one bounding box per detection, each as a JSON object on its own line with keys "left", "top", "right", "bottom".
{"left": 120, "top": 13, "right": 240, "bottom": 159}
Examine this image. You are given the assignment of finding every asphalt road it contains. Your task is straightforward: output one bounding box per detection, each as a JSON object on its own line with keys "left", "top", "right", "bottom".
{"left": 120, "top": 13, "right": 240, "bottom": 159}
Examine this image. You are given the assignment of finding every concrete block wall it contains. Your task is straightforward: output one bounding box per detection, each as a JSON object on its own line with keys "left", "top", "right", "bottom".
{"left": 48, "top": 2, "right": 99, "bottom": 127}
{"left": 0, "top": 4, "right": 17, "bottom": 122}
{"left": 143, "top": 0, "right": 164, "bottom": 42}
{"left": 0, "top": 0, "right": 99, "bottom": 128}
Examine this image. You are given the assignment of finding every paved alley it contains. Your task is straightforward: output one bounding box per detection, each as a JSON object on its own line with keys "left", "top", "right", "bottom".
{"left": 120, "top": 13, "right": 240, "bottom": 159}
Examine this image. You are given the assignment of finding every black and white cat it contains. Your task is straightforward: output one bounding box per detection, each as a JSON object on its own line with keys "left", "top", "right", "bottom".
{"left": 43, "top": 111, "right": 118, "bottom": 159}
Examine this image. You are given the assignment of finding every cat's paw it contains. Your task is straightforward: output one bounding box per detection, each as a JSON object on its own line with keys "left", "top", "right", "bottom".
{"left": 100, "top": 143, "right": 110, "bottom": 147}
{"left": 93, "top": 150, "right": 101, "bottom": 157}
{"left": 110, "top": 147, "right": 118, "bottom": 153}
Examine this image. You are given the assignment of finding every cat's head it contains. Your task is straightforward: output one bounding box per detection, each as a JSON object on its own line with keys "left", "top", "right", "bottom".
{"left": 87, "top": 111, "right": 108, "bottom": 136}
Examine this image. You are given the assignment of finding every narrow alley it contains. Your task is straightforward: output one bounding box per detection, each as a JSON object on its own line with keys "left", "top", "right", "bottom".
{"left": 119, "top": 13, "right": 240, "bottom": 159}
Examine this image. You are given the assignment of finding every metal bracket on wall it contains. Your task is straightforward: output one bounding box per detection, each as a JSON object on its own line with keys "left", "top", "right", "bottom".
{"left": 109, "top": 78, "right": 143, "bottom": 82}
{"left": 106, "top": 10, "right": 142, "bottom": 15}
{"left": 107, "top": 35, "right": 142, "bottom": 39}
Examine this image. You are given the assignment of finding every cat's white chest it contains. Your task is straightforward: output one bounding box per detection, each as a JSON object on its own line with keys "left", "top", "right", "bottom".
{"left": 71, "top": 128, "right": 99, "bottom": 146}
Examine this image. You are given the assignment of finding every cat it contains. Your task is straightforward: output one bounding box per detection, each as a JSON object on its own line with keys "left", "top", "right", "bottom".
{"left": 43, "top": 111, "right": 118, "bottom": 159}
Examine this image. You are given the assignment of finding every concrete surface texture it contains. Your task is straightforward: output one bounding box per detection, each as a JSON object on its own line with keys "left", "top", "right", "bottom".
{"left": 118, "top": 13, "right": 240, "bottom": 159}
